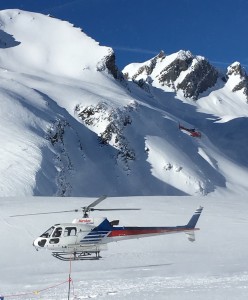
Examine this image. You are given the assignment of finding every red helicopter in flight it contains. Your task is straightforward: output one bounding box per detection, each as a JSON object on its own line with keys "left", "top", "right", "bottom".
{"left": 179, "top": 123, "right": 201, "bottom": 138}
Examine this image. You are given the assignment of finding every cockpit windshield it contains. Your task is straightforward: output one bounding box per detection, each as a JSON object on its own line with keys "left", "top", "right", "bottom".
{"left": 52, "top": 227, "right": 63, "bottom": 237}
{"left": 40, "top": 226, "right": 55, "bottom": 238}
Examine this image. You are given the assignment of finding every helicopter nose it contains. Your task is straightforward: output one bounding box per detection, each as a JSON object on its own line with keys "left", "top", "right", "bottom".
{"left": 33, "top": 237, "right": 47, "bottom": 248}
{"left": 33, "top": 240, "right": 39, "bottom": 251}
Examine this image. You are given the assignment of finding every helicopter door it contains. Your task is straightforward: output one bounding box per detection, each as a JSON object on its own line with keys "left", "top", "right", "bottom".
{"left": 62, "top": 226, "right": 78, "bottom": 245}
{"left": 49, "top": 227, "right": 63, "bottom": 244}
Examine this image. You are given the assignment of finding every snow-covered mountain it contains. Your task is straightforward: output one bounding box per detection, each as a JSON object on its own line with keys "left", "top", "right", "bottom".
{"left": 0, "top": 9, "right": 248, "bottom": 197}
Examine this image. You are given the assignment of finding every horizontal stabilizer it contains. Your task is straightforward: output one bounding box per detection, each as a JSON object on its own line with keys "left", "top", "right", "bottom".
{"left": 185, "top": 231, "right": 196, "bottom": 242}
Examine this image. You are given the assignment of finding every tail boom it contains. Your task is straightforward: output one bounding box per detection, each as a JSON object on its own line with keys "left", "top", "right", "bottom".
{"left": 94, "top": 206, "right": 203, "bottom": 242}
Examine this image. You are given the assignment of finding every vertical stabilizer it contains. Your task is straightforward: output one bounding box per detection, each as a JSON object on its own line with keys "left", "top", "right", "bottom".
{"left": 186, "top": 206, "right": 203, "bottom": 229}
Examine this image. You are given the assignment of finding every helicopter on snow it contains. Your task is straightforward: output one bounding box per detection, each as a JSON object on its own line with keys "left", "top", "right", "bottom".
{"left": 11, "top": 196, "right": 203, "bottom": 261}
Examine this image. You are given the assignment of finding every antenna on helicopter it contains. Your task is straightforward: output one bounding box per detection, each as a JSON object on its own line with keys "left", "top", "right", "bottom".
{"left": 10, "top": 195, "right": 140, "bottom": 218}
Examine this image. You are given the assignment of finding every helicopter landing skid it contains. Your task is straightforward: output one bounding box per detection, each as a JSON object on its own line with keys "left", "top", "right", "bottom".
{"left": 52, "top": 251, "right": 102, "bottom": 261}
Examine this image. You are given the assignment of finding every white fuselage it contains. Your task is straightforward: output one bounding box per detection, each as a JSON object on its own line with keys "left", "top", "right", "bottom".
{"left": 33, "top": 217, "right": 109, "bottom": 253}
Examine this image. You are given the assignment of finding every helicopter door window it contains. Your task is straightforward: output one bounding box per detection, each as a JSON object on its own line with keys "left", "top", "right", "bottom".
{"left": 52, "top": 227, "right": 63, "bottom": 237}
{"left": 49, "top": 238, "right": 60, "bottom": 244}
{"left": 64, "top": 227, "right": 77, "bottom": 237}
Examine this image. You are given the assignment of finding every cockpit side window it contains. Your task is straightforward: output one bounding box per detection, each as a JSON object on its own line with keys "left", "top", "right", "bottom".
{"left": 52, "top": 227, "right": 63, "bottom": 237}
{"left": 40, "top": 226, "right": 55, "bottom": 238}
{"left": 64, "top": 227, "right": 77, "bottom": 237}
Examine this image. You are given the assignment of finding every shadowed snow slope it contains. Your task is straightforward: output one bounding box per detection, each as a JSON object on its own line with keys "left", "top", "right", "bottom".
{"left": 0, "top": 9, "right": 248, "bottom": 196}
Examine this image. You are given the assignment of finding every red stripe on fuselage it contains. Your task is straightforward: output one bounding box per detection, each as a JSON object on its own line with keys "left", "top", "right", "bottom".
{"left": 108, "top": 227, "right": 189, "bottom": 237}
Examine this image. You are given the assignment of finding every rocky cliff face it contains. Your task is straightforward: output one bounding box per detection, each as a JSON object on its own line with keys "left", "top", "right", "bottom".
{"left": 226, "top": 62, "right": 248, "bottom": 101}
{"left": 97, "top": 49, "right": 122, "bottom": 79}
{"left": 123, "top": 50, "right": 219, "bottom": 100}
{"left": 158, "top": 51, "right": 193, "bottom": 89}
{"left": 176, "top": 57, "right": 219, "bottom": 99}
{"left": 124, "top": 51, "right": 165, "bottom": 81}
{"left": 76, "top": 101, "right": 135, "bottom": 171}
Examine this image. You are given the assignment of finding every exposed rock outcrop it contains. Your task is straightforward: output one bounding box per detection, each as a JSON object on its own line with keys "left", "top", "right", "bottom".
{"left": 158, "top": 50, "right": 193, "bottom": 88}
{"left": 97, "top": 49, "right": 121, "bottom": 79}
{"left": 176, "top": 57, "right": 219, "bottom": 99}
{"left": 123, "top": 50, "right": 219, "bottom": 100}
{"left": 77, "top": 102, "right": 135, "bottom": 170}
{"left": 124, "top": 50, "right": 165, "bottom": 81}
{"left": 226, "top": 62, "right": 248, "bottom": 100}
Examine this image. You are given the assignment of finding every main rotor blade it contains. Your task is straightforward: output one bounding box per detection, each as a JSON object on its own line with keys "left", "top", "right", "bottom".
{"left": 10, "top": 209, "right": 79, "bottom": 217}
{"left": 92, "top": 208, "right": 141, "bottom": 211}
{"left": 85, "top": 195, "right": 107, "bottom": 210}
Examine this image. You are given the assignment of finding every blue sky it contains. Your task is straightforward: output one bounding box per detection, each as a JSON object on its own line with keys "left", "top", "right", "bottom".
{"left": 0, "top": 0, "right": 248, "bottom": 71}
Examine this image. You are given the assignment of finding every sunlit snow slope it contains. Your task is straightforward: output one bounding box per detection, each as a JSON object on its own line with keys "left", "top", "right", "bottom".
{"left": 0, "top": 9, "right": 248, "bottom": 197}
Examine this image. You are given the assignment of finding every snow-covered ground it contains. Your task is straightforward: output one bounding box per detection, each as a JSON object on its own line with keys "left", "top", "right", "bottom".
{"left": 1, "top": 195, "right": 248, "bottom": 299}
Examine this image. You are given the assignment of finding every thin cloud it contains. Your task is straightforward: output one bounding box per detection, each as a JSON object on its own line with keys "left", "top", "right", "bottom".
{"left": 40, "top": 0, "right": 83, "bottom": 13}
{"left": 210, "top": 60, "right": 232, "bottom": 66}
{"left": 113, "top": 49, "right": 248, "bottom": 69}
{"left": 113, "top": 46, "right": 158, "bottom": 55}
